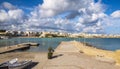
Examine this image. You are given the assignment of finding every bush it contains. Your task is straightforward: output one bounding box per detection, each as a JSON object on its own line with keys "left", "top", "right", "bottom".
{"left": 48, "top": 52, "right": 53, "bottom": 59}
{"left": 48, "top": 47, "right": 54, "bottom": 52}
{"left": 48, "top": 47, "right": 54, "bottom": 59}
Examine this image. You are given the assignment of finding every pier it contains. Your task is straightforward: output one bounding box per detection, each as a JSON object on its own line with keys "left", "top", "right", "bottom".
{"left": 0, "top": 43, "right": 39, "bottom": 54}
{"left": 18, "top": 42, "right": 39, "bottom": 46}
{"left": 43, "top": 41, "right": 119, "bottom": 69}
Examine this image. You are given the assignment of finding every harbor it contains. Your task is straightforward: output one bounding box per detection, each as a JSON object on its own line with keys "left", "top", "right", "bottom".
{"left": 0, "top": 41, "right": 120, "bottom": 69}
{"left": 0, "top": 0, "right": 120, "bottom": 68}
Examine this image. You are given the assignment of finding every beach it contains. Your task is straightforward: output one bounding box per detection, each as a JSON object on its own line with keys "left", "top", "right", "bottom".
{"left": 0, "top": 41, "right": 120, "bottom": 69}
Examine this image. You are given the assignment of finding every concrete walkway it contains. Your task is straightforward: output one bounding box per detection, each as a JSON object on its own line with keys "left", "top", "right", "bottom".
{"left": 43, "top": 41, "right": 120, "bottom": 69}
{"left": 55, "top": 42, "right": 80, "bottom": 53}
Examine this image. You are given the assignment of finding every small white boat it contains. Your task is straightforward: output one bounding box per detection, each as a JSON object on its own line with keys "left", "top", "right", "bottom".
{"left": 0, "top": 58, "right": 32, "bottom": 69}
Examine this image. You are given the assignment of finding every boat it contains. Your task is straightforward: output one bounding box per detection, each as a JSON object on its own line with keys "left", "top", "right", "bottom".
{"left": 0, "top": 58, "right": 32, "bottom": 69}
{"left": 0, "top": 36, "right": 9, "bottom": 39}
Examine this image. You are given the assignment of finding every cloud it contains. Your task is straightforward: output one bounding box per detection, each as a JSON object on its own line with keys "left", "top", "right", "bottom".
{"left": 82, "top": 25, "right": 103, "bottom": 33}
{"left": 65, "top": 11, "right": 80, "bottom": 19}
{"left": 0, "top": 1, "right": 119, "bottom": 34}
{"left": 24, "top": 18, "right": 77, "bottom": 32}
{"left": 8, "top": 9, "right": 24, "bottom": 20}
{"left": 0, "top": 1, "right": 106, "bottom": 33}
{"left": 0, "top": 2, "right": 25, "bottom": 30}
{"left": 26, "top": 0, "right": 106, "bottom": 33}
{"left": 0, "top": 2, "right": 25, "bottom": 22}
{"left": 2, "top": 2, "right": 16, "bottom": 10}
{"left": 97, "top": 10, "right": 120, "bottom": 34}
{"left": 0, "top": 10, "right": 9, "bottom": 22}
{"left": 111, "top": 10, "right": 120, "bottom": 18}
{"left": 0, "top": 9, "right": 24, "bottom": 23}
{"left": 39, "top": 0, "right": 93, "bottom": 18}
{"left": 103, "top": 17, "right": 120, "bottom": 34}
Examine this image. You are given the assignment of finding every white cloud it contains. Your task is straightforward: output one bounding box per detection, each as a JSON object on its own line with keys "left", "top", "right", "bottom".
{"left": 103, "top": 17, "right": 120, "bottom": 34}
{"left": 39, "top": 0, "right": 93, "bottom": 18}
{"left": 111, "top": 10, "right": 120, "bottom": 18}
{"left": 0, "top": 10, "right": 9, "bottom": 22}
{"left": 0, "top": 2, "right": 25, "bottom": 23}
{"left": 8, "top": 9, "right": 24, "bottom": 20}
{"left": 1, "top": 1, "right": 120, "bottom": 34}
{"left": 2, "top": 2, "right": 16, "bottom": 10}
{"left": 0, "top": 9, "right": 24, "bottom": 23}
{"left": 25, "top": 17, "right": 76, "bottom": 32}
{"left": 24, "top": 0, "right": 107, "bottom": 33}
{"left": 0, "top": 1, "right": 106, "bottom": 33}
{"left": 0, "top": 2, "right": 25, "bottom": 30}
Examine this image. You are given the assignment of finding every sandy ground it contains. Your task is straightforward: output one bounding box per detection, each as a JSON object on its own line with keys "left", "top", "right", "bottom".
{"left": 73, "top": 41, "right": 120, "bottom": 65}
{"left": 44, "top": 52, "right": 120, "bottom": 69}
{"left": 0, "top": 52, "right": 48, "bottom": 69}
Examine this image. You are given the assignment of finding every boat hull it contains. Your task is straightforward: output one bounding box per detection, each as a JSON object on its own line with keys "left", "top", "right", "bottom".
{"left": 0, "top": 59, "right": 32, "bottom": 69}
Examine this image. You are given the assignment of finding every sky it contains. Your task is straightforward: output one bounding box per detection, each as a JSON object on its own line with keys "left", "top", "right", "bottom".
{"left": 0, "top": 0, "right": 120, "bottom": 34}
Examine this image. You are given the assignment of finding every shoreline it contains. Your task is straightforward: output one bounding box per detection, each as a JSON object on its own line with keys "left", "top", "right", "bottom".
{"left": 8, "top": 36, "right": 120, "bottom": 38}
{"left": 72, "top": 41, "right": 120, "bottom": 65}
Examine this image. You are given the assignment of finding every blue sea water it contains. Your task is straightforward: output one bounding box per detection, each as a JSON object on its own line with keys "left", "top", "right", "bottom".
{"left": 0, "top": 38, "right": 120, "bottom": 52}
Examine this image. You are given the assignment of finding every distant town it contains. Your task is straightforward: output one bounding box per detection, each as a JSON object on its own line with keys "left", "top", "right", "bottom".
{"left": 0, "top": 30, "right": 120, "bottom": 39}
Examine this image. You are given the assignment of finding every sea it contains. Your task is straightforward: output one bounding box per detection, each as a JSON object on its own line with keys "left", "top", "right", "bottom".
{"left": 0, "top": 38, "right": 120, "bottom": 52}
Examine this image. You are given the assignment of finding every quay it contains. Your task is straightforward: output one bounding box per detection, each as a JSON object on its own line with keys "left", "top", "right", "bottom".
{"left": 0, "top": 42, "right": 39, "bottom": 54}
